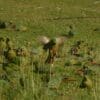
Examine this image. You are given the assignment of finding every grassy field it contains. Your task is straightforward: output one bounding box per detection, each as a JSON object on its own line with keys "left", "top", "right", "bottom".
{"left": 0, "top": 0, "right": 100, "bottom": 100}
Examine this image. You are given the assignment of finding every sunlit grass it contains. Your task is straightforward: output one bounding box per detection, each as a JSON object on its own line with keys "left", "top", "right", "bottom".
{"left": 0, "top": 0, "right": 100, "bottom": 100}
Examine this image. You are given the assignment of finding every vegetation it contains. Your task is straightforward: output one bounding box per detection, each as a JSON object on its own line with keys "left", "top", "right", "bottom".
{"left": 0, "top": 0, "right": 100, "bottom": 100}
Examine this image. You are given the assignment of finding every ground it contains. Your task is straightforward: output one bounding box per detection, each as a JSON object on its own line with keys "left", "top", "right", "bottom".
{"left": 0, "top": 0, "right": 100, "bottom": 100}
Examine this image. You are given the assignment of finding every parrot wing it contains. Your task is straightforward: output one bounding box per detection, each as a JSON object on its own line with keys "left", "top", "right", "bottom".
{"left": 37, "top": 36, "right": 50, "bottom": 45}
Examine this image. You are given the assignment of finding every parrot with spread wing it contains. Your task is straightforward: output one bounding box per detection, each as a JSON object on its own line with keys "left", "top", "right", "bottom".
{"left": 37, "top": 35, "right": 68, "bottom": 64}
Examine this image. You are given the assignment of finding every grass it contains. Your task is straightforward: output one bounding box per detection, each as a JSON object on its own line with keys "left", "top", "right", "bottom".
{"left": 0, "top": 0, "right": 100, "bottom": 100}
